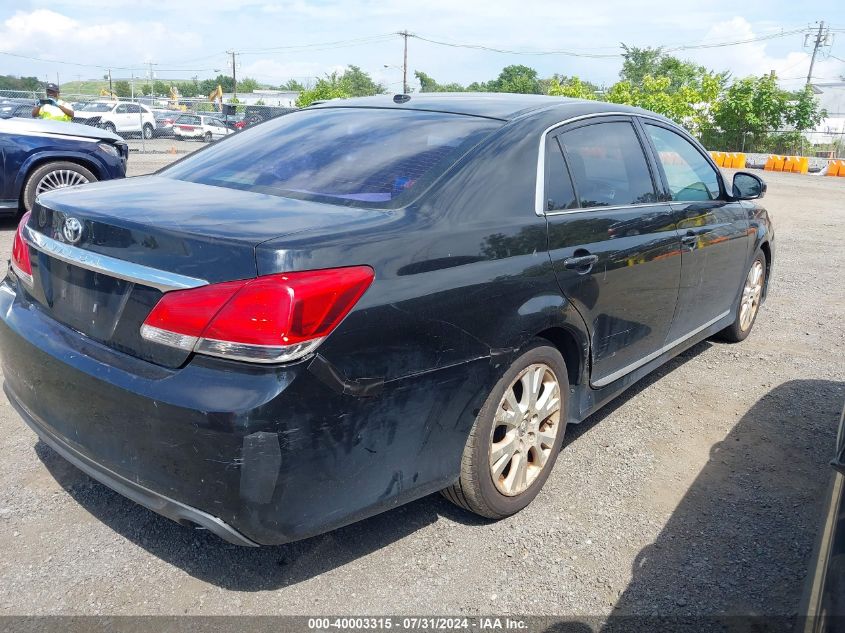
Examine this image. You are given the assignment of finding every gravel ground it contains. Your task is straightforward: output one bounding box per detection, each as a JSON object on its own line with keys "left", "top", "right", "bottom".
{"left": 0, "top": 164, "right": 842, "bottom": 618}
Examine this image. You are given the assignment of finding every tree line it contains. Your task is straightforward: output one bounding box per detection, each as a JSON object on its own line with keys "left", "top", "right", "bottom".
{"left": 296, "top": 46, "right": 827, "bottom": 152}
{"left": 2, "top": 45, "right": 827, "bottom": 152}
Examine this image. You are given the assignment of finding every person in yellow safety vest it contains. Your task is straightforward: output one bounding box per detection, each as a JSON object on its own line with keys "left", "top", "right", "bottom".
{"left": 31, "top": 83, "right": 74, "bottom": 122}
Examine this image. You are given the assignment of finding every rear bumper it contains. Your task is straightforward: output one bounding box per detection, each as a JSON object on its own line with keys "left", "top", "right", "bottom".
{"left": 6, "top": 385, "right": 259, "bottom": 547}
{"left": 0, "top": 277, "right": 489, "bottom": 545}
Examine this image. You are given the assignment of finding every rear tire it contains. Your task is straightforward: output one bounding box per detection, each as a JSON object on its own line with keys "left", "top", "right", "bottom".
{"left": 22, "top": 161, "right": 97, "bottom": 213}
{"left": 442, "top": 340, "right": 568, "bottom": 519}
{"left": 716, "top": 250, "right": 767, "bottom": 343}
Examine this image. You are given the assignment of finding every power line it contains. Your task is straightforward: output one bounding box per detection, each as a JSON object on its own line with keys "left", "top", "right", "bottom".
{"left": 408, "top": 33, "right": 620, "bottom": 58}
{"left": 407, "top": 27, "right": 809, "bottom": 58}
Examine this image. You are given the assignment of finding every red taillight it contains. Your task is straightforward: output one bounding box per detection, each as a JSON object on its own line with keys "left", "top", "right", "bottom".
{"left": 11, "top": 211, "right": 33, "bottom": 287}
{"left": 141, "top": 266, "right": 374, "bottom": 363}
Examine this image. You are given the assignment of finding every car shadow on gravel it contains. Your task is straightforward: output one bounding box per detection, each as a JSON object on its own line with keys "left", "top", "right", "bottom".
{"left": 34, "top": 437, "right": 489, "bottom": 591}
{"left": 598, "top": 378, "right": 845, "bottom": 627}
{"left": 32, "top": 339, "right": 724, "bottom": 593}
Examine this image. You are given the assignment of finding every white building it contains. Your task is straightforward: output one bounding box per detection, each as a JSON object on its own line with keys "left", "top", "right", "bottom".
{"left": 222, "top": 90, "right": 299, "bottom": 108}
{"left": 808, "top": 82, "right": 845, "bottom": 146}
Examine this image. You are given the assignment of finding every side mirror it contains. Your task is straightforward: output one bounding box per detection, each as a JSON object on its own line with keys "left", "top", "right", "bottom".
{"left": 732, "top": 172, "right": 767, "bottom": 200}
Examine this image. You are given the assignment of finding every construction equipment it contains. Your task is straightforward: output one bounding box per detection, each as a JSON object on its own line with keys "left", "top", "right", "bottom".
{"left": 209, "top": 84, "right": 223, "bottom": 112}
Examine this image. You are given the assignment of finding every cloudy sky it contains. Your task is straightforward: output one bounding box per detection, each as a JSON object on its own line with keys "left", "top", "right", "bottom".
{"left": 1, "top": 0, "right": 843, "bottom": 91}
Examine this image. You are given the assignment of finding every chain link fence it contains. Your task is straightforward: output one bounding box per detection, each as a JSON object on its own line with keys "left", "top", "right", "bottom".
{"left": 697, "top": 127, "right": 845, "bottom": 158}
{"left": 0, "top": 89, "right": 297, "bottom": 154}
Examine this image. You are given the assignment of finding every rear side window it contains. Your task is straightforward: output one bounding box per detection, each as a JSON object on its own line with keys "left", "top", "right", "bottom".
{"left": 545, "top": 138, "right": 577, "bottom": 212}
{"left": 163, "top": 108, "right": 502, "bottom": 208}
{"left": 645, "top": 124, "right": 721, "bottom": 201}
{"left": 559, "top": 121, "right": 657, "bottom": 208}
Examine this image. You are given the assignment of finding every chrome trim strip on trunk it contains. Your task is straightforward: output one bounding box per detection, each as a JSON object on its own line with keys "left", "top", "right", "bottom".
{"left": 591, "top": 310, "right": 730, "bottom": 388}
{"left": 22, "top": 224, "right": 208, "bottom": 292}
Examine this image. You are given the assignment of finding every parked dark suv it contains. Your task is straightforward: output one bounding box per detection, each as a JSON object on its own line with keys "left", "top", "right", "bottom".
{"left": 0, "top": 94, "right": 773, "bottom": 546}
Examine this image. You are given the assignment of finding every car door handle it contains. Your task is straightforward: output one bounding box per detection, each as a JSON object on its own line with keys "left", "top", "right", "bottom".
{"left": 681, "top": 231, "right": 697, "bottom": 247}
{"left": 563, "top": 254, "right": 599, "bottom": 271}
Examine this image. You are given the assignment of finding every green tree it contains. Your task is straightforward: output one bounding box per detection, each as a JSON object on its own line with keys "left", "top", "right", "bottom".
{"left": 488, "top": 65, "right": 541, "bottom": 94}
{"left": 786, "top": 85, "right": 826, "bottom": 131}
{"left": 338, "top": 65, "right": 385, "bottom": 97}
{"left": 605, "top": 74, "right": 720, "bottom": 129}
{"left": 113, "top": 80, "right": 131, "bottom": 98}
{"left": 619, "top": 45, "right": 665, "bottom": 85}
{"left": 152, "top": 80, "right": 169, "bottom": 96}
{"left": 0, "top": 75, "right": 41, "bottom": 91}
{"left": 296, "top": 77, "right": 349, "bottom": 107}
{"left": 619, "top": 45, "right": 728, "bottom": 93}
{"left": 175, "top": 78, "right": 200, "bottom": 97}
{"left": 280, "top": 79, "right": 306, "bottom": 91}
{"left": 238, "top": 77, "right": 259, "bottom": 93}
{"left": 546, "top": 76, "right": 597, "bottom": 100}
{"left": 415, "top": 70, "right": 465, "bottom": 92}
{"left": 714, "top": 74, "right": 787, "bottom": 136}
{"left": 200, "top": 74, "right": 235, "bottom": 95}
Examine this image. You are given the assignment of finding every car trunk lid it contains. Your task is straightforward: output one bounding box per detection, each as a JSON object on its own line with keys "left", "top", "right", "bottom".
{"left": 23, "top": 175, "right": 386, "bottom": 366}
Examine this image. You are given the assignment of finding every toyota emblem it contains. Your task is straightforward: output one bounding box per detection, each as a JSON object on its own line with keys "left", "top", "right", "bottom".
{"left": 62, "top": 217, "right": 83, "bottom": 244}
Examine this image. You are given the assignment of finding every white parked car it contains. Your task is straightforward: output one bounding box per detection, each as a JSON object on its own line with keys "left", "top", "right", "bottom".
{"left": 73, "top": 101, "right": 156, "bottom": 139}
{"left": 173, "top": 114, "right": 233, "bottom": 142}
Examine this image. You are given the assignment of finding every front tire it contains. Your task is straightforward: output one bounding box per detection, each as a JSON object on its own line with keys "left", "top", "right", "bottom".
{"left": 716, "top": 250, "right": 767, "bottom": 343}
{"left": 204, "top": 131, "right": 213, "bottom": 143}
{"left": 442, "top": 340, "right": 568, "bottom": 519}
{"left": 143, "top": 124, "right": 153, "bottom": 139}
{"left": 102, "top": 122, "right": 116, "bottom": 134}
{"left": 22, "top": 162, "right": 96, "bottom": 213}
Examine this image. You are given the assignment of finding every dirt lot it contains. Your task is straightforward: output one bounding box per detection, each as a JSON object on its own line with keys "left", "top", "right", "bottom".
{"left": 0, "top": 162, "right": 842, "bottom": 618}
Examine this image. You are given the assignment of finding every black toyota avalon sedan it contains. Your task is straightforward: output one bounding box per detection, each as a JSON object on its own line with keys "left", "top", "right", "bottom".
{"left": 0, "top": 94, "right": 774, "bottom": 546}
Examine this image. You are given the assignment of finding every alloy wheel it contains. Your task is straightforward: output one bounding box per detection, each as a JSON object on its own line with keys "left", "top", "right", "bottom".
{"left": 489, "top": 363, "right": 562, "bottom": 496}
{"left": 739, "top": 260, "right": 764, "bottom": 331}
{"left": 35, "top": 169, "right": 90, "bottom": 196}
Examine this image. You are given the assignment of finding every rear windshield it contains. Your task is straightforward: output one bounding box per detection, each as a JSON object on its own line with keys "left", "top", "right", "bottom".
{"left": 162, "top": 108, "right": 501, "bottom": 208}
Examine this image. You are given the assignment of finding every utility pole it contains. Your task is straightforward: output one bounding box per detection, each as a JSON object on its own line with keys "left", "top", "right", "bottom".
{"left": 806, "top": 21, "right": 829, "bottom": 86}
{"left": 227, "top": 50, "right": 238, "bottom": 98}
{"left": 399, "top": 30, "right": 409, "bottom": 94}
{"left": 147, "top": 61, "right": 157, "bottom": 96}
{"left": 108, "top": 68, "right": 113, "bottom": 96}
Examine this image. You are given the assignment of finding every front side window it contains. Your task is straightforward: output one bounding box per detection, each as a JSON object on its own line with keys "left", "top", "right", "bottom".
{"left": 559, "top": 121, "right": 657, "bottom": 208}
{"left": 645, "top": 124, "right": 721, "bottom": 201}
{"left": 163, "top": 108, "right": 502, "bottom": 208}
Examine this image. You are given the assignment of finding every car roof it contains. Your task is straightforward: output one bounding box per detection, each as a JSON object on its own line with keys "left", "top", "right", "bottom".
{"left": 307, "top": 93, "right": 661, "bottom": 122}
